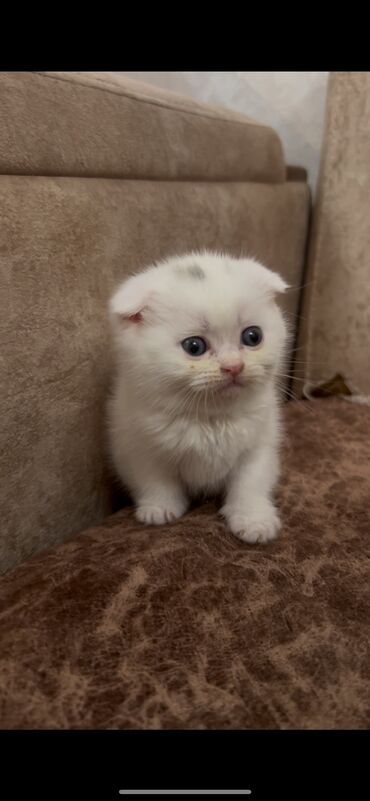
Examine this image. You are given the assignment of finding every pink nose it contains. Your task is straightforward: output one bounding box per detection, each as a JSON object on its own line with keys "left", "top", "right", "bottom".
{"left": 221, "top": 363, "right": 244, "bottom": 376}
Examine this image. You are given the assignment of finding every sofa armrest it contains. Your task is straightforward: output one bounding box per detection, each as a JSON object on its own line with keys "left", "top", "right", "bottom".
{"left": 296, "top": 71, "right": 370, "bottom": 397}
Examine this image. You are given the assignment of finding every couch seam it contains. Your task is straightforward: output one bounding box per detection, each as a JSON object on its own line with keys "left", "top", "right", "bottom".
{"left": 0, "top": 174, "right": 295, "bottom": 188}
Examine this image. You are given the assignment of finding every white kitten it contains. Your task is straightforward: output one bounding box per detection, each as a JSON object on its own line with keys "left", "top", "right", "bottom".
{"left": 108, "top": 252, "right": 289, "bottom": 544}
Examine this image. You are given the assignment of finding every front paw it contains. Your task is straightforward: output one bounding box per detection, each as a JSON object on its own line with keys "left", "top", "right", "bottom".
{"left": 136, "top": 497, "right": 187, "bottom": 526}
{"left": 222, "top": 501, "right": 281, "bottom": 544}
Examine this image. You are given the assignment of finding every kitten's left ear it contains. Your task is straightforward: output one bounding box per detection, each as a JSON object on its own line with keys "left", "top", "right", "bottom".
{"left": 266, "top": 270, "right": 289, "bottom": 295}
{"left": 256, "top": 263, "right": 289, "bottom": 296}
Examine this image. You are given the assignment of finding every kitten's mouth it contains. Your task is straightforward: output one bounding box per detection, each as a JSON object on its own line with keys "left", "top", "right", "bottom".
{"left": 218, "top": 378, "right": 245, "bottom": 394}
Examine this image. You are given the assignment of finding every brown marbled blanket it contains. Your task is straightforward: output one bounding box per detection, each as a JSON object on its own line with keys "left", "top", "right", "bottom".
{"left": 0, "top": 398, "right": 369, "bottom": 728}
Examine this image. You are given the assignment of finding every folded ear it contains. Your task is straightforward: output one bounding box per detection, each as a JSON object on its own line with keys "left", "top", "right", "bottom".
{"left": 109, "top": 271, "right": 154, "bottom": 324}
{"left": 251, "top": 260, "right": 289, "bottom": 296}
{"left": 263, "top": 268, "right": 289, "bottom": 295}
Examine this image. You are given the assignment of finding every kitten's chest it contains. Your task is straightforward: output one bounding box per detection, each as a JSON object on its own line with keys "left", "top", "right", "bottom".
{"left": 149, "top": 413, "right": 258, "bottom": 490}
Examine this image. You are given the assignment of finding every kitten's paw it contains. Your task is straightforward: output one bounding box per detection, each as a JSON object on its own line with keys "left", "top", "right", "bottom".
{"left": 222, "top": 502, "right": 281, "bottom": 544}
{"left": 136, "top": 497, "right": 187, "bottom": 526}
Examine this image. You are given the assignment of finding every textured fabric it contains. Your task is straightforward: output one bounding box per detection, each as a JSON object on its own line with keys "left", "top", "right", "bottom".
{"left": 0, "top": 176, "right": 309, "bottom": 573}
{"left": 0, "top": 72, "right": 285, "bottom": 182}
{"left": 0, "top": 398, "right": 369, "bottom": 730}
{"left": 296, "top": 72, "right": 370, "bottom": 395}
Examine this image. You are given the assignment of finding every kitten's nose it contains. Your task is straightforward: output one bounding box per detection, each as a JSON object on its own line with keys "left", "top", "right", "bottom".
{"left": 221, "top": 362, "right": 244, "bottom": 376}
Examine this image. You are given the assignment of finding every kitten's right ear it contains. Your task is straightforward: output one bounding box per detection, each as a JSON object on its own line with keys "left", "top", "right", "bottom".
{"left": 109, "top": 272, "right": 154, "bottom": 325}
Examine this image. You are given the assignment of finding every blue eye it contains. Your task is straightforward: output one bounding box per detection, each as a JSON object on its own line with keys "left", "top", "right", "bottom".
{"left": 241, "top": 326, "right": 263, "bottom": 347}
{"left": 181, "top": 336, "right": 208, "bottom": 356}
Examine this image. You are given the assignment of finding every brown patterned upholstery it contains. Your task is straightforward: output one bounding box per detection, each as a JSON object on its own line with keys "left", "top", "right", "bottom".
{"left": 0, "top": 398, "right": 369, "bottom": 729}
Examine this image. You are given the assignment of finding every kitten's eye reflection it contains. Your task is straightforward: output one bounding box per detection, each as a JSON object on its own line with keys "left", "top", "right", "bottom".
{"left": 241, "top": 326, "right": 263, "bottom": 347}
{"left": 181, "top": 336, "right": 208, "bottom": 357}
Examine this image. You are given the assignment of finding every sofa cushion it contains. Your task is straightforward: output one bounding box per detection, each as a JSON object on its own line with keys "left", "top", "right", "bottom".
{"left": 0, "top": 398, "right": 369, "bottom": 729}
{"left": 0, "top": 72, "right": 285, "bottom": 183}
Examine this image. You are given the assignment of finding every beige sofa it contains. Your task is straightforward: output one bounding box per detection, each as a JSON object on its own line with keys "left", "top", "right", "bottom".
{"left": 0, "top": 71, "right": 309, "bottom": 574}
{"left": 0, "top": 72, "right": 369, "bottom": 730}
{"left": 298, "top": 71, "right": 370, "bottom": 396}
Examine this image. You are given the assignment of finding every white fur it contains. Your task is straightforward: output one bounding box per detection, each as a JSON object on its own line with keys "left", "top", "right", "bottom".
{"left": 107, "top": 251, "right": 289, "bottom": 543}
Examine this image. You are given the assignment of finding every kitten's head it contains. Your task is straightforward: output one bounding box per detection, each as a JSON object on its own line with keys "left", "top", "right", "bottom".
{"left": 109, "top": 252, "right": 289, "bottom": 409}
